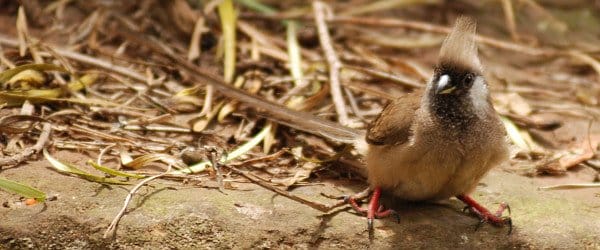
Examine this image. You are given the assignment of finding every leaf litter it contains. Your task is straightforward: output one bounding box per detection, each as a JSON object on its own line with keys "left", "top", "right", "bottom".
{"left": 0, "top": 0, "right": 598, "bottom": 237}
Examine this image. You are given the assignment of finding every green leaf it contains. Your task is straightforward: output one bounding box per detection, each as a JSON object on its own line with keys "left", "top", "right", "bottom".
{"left": 44, "top": 149, "right": 130, "bottom": 185}
{"left": 235, "top": 0, "right": 277, "bottom": 14}
{"left": 88, "top": 160, "right": 146, "bottom": 179}
{"left": 0, "top": 177, "right": 46, "bottom": 202}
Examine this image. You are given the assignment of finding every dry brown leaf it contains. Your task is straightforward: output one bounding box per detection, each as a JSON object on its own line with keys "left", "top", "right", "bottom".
{"left": 123, "top": 153, "right": 186, "bottom": 170}
{"left": 0, "top": 114, "right": 47, "bottom": 134}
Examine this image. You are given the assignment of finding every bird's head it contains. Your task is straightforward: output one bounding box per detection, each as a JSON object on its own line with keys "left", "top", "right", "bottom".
{"left": 426, "top": 17, "right": 491, "bottom": 124}
{"left": 430, "top": 17, "right": 485, "bottom": 98}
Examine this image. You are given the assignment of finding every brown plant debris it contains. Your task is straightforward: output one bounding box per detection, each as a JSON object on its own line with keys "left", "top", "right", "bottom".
{"left": 0, "top": 0, "right": 598, "bottom": 237}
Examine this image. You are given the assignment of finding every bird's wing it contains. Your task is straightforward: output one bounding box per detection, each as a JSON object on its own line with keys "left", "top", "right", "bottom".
{"left": 366, "top": 91, "right": 422, "bottom": 146}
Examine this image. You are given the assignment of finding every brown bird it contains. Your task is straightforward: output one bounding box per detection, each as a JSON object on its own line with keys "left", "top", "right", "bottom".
{"left": 180, "top": 16, "right": 512, "bottom": 233}
{"left": 348, "top": 17, "right": 511, "bottom": 231}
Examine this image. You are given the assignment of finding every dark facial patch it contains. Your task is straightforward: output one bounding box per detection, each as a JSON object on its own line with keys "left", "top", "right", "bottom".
{"left": 432, "top": 62, "right": 476, "bottom": 96}
{"left": 428, "top": 62, "right": 480, "bottom": 133}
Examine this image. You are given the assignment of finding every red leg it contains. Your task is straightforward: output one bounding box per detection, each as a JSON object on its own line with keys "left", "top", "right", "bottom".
{"left": 347, "top": 196, "right": 368, "bottom": 214}
{"left": 346, "top": 186, "right": 399, "bottom": 231}
{"left": 366, "top": 187, "right": 381, "bottom": 228}
{"left": 457, "top": 194, "right": 512, "bottom": 234}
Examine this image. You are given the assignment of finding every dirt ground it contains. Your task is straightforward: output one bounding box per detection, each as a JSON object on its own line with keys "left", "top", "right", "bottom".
{"left": 1, "top": 1, "right": 600, "bottom": 249}
{"left": 1, "top": 149, "right": 599, "bottom": 249}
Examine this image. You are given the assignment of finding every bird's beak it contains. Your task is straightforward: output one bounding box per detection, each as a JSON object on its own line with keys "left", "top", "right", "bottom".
{"left": 435, "top": 74, "right": 455, "bottom": 95}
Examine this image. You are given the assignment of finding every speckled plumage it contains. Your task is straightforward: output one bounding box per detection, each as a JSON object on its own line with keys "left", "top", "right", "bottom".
{"left": 365, "top": 17, "right": 509, "bottom": 201}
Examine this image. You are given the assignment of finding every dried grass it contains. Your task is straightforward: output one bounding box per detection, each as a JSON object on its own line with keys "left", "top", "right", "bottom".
{"left": 0, "top": 0, "right": 599, "bottom": 234}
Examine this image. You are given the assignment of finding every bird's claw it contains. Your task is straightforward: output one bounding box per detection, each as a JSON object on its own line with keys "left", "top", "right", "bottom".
{"left": 344, "top": 187, "right": 399, "bottom": 233}
{"left": 462, "top": 205, "right": 471, "bottom": 213}
{"left": 503, "top": 203, "right": 512, "bottom": 216}
{"left": 475, "top": 216, "right": 512, "bottom": 234}
{"left": 342, "top": 195, "right": 351, "bottom": 203}
{"left": 390, "top": 210, "right": 401, "bottom": 224}
{"left": 503, "top": 217, "right": 513, "bottom": 235}
{"left": 457, "top": 195, "right": 513, "bottom": 234}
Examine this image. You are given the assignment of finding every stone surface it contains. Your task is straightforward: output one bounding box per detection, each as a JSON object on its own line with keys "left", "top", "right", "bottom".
{"left": 1, "top": 150, "right": 599, "bottom": 249}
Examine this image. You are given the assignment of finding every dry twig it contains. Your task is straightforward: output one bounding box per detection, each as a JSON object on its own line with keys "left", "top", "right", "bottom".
{"left": 223, "top": 163, "right": 349, "bottom": 213}
{"left": 0, "top": 123, "right": 52, "bottom": 167}
{"left": 103, "top": 164, "right": 173, "bottom": 238}
{"left": 500, "top": 0, "right": 519, "bottom": 41}
{"left": 313, "top": 1, "right": 349, "bottom": 126}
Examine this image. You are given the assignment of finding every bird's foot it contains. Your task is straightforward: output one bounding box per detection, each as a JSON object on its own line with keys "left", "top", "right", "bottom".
{"left": 345, "top": 187, "right": 400, "bottom": 232}
{"left": 457, "top": 194, "right": 512, "bottom": 234}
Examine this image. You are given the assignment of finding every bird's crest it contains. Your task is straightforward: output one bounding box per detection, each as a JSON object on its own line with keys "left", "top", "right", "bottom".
{"left": 438, "top": 17, "right": 482, "bottom": 72}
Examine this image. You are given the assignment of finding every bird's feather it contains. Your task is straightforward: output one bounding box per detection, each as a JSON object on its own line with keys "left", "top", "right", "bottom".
{"left": 366, "top": 90, "right": 422, "bottom": 146}
{"left": 438, "top": 17, "right": 482, "bottom": 73}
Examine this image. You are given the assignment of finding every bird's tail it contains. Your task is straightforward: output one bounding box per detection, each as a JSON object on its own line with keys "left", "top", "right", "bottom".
{"left": 185, "top": 62, "right": 365, "bottom": 146}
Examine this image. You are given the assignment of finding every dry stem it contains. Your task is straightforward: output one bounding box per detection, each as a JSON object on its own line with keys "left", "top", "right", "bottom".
{"left": 103, "top": 164, "right": 173, "bottom": 238}
{"left": 313, "top": 1, "right": 349, "bottom": 126}
{"left": 223, "top": 164, "right": 351, "bottom": 213}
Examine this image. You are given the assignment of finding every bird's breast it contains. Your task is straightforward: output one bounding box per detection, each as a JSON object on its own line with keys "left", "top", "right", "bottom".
{"left": 366, "top": 139, "right": 464, "bottom": 201}
{"left": 365, "top": 120, "right": 507, "bottom": 201}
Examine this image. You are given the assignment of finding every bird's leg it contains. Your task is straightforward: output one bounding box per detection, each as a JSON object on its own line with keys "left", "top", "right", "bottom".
{"left": 346, "top": 186, "right": 399, "bottom": 231}
{"left": 345, "top": 187, "right": 371, "bottom": 213}
{"left": 456, "top": 194, "right": 512, "bottom": 234}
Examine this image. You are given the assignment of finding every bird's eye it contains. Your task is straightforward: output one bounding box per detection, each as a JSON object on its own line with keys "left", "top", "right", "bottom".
{"left": 464, "top": 73, "right": 474, "bottom": 84}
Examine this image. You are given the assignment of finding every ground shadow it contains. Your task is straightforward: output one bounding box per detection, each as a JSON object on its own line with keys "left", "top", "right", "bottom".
{"left": 374, "top": 194, "right": 529, "bottom": 248}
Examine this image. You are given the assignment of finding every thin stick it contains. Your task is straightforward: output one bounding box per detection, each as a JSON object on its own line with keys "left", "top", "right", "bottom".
{"left": 313, "top": 1, "right": 349, "bottom": 126}
{"left": 187, "top": 16, "right": 207, "bottom": 61}
{"left": 344, "top": 65, "right": 422, "bottom": 89}
{"left": 0, "top": 123, "right": 52, "bottom": 167}
{"left": 344, "top": 88, "right": 365, "bottom": 119}
{"left": 103, "top": 164, "right": 173, "bottom": 238}
{"left": 224, "top": 164, "right": 348, "bottom": 212}
{"left": 501, "top": 0, "right": 519, "bottom": 41}
{"left": 97, "top": 143, "right": 117, "bottom": 166}
{"left": 121, "top": 124, "right": 192, "bottom": 133}
{"left": 539, "top": 183, "right": 600, "bottom": 190}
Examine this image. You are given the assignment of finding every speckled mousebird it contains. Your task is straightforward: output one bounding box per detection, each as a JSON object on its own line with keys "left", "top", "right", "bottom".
{"left": 348, "top": 16, "right": 511, "bottom": 232}
{"left": 185, "top": 16, "right": 512, "bottom": 234}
